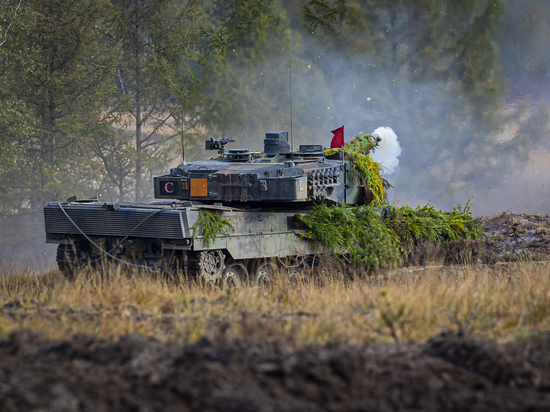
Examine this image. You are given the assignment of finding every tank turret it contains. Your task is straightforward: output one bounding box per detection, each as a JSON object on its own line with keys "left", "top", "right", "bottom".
{"left": 153, "top": 131, "right": 365, "bottom": 206}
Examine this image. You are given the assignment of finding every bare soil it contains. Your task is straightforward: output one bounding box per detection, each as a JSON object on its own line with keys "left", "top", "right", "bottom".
{"left": 1, "top": 330, "right": 550, "bottom": 411}
{"left": 483, "top": 212, "right": 550, "bottom": 262}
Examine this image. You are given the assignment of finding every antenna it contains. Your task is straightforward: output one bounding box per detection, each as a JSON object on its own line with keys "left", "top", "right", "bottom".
{"left": 181, "top": 114, "right": 185, "bottom": 164}
{"left": 289, "top": 59, "right": 293, "bottom": 159}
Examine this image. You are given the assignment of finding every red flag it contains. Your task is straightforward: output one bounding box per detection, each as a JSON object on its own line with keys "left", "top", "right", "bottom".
{"left": 330, "top": 125, "right": 344, "bottom": 148}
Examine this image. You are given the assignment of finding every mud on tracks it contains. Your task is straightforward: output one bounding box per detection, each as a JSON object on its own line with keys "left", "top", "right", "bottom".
{"left": 2, "top": 330, "right": 550, "bottom": 411}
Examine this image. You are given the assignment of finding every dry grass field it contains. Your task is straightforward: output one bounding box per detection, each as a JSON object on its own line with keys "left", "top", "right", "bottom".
{"left": 3, "top": 260, "right": 550, "bottom": 410}
{"left": 2, "top": 260, "right": 549, "bottom": 346}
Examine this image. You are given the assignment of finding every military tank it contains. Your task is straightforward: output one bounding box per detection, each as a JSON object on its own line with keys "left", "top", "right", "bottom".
{"left": 44, "top": 131, "right": 378, "bottom": 284}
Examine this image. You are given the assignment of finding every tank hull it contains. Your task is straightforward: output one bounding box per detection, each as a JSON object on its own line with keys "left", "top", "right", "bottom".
{"left": 45, "top": 201, "right": 317, "bottom": 281}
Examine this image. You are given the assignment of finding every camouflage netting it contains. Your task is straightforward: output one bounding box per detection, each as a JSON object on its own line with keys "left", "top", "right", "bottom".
{"left": 385, "top": 201, "right": 486, "bottom": 256}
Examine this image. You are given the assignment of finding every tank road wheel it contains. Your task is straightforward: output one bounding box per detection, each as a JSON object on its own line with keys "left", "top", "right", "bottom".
{"left": 198, "top": 250, "right": 226, "bottom": 282}
{"left": 254, "top": 260, "right": 278, "bottom": 286}
{"left": 222, "top": 262, "right": 250, "bottom": 288}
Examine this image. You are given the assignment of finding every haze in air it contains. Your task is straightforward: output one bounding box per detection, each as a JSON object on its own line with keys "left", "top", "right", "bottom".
{"left": 1, "top": 0, "right": 550, "bottom": 267}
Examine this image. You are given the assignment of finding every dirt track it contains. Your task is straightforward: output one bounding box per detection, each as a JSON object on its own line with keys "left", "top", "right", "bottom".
{"left": 2, "top": 330, "right": 550, "bottom": 411}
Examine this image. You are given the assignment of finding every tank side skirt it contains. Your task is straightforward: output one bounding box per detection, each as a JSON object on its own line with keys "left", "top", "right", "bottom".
{"left": 192, "top": 233, "right": 316, "bottom": 259}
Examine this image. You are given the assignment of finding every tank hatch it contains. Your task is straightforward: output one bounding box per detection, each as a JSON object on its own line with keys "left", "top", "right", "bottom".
{"left": 295, "top": 144, "right": 325, "bottom": 158}
{"left": 225, "top": 148, "right": 256, "bottom": 162}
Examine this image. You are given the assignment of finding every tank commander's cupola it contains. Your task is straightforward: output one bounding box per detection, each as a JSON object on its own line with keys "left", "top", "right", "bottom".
{"left": 225, "top": 148, "right": 256, "bottom": 162}
{"left": 264, "top": 131, "right": 290, "bottom": 156}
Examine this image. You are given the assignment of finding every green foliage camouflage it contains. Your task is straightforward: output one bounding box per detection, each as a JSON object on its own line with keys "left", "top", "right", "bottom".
{"left": 325, "top": 132, "right": 391, "bottom": 205}
{"left": 384, "top": 200, "right": 485, "bottom": 256}
{"left": 345, "top": 133, "right": 391, "bottom": 206}
{"left": 191, "top": 208, "right": 235, "bottom": 248}
{"left": 298, "top": 199, "right": 485, "bottom": 273}
{"left": 298, "top": 204, "right": 401, "bottom": 273}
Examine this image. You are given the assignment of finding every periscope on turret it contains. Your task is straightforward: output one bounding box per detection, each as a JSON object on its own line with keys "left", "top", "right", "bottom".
{"left": 44, "top": 130, "right": 375, "bottom": 284}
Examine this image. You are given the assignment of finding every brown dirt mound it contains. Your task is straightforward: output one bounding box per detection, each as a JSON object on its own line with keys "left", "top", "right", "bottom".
{"left": 406, "top": 212, "right": 550, "bottom": 266}
{"left": 2, "top": 330, "right": 550, "bottom": 411}
{"left": 483, "top": 212, "right": 550, "bottom": 262}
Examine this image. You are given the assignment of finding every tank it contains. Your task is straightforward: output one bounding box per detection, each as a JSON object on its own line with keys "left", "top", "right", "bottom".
{"left": 44, "top": 131, "right": 377, "bottom": 284}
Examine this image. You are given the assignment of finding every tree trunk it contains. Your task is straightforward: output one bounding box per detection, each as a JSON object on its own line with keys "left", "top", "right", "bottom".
{"left": 49, "top": 92, "right": 56, "bottom": 168}
{"left": 40, "top": 104, "right": 46, "bottom": 191}
{"left": 134, "top": 0, "right": 142, "bottom": 203}
{"left": 119, "top": 163, "right": 124, "bottom": 202}
{"left": 135, "top": 91, "right": 142, "bottom": 203}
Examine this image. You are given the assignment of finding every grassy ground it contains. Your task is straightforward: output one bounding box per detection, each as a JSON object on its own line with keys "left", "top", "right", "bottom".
{"left": 1, "top": 261, "right": 550, "bottom": 346}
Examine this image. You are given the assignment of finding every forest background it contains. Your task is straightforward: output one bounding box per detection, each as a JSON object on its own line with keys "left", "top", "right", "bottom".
{"left": 1, "top": 0, "right": 549, "bottom": 268}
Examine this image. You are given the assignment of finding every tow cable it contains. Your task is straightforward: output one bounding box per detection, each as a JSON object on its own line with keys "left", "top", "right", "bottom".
{"left": 57, "top": 202, "right": 165, "bottom": 271}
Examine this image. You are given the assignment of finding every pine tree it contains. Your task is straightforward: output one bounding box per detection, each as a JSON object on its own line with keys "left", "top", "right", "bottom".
{"left": 1, "top": 0, "right": 119, "bottom": 202}
{"left": 0, "top": 0, "right": 120, "bottom": 263}
{"left": 109, "top": 0, "right": 202, "bottom": 202}
{"left": 196, "top": 0, "right": 332, "bottom": 147}
{"left": 0, "top": 0, "right": 33, "bottom": 208}
{"left": 302, "top": 0, "right": 505, "bottom": 108}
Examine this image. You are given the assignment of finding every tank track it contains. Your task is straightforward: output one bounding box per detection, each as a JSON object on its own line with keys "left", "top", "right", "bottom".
{"left": 56, "top": 244, "right": 78, "bottom": 281}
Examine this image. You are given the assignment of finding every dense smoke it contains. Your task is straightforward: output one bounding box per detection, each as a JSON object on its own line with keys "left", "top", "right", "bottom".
{"left": 371, "top": 127, "right": 401, "bottom": 175}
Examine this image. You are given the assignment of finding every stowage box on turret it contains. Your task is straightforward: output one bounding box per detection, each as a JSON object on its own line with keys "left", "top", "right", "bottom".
{"left": 44, "top": 131, "right": 373, "bottom": 284}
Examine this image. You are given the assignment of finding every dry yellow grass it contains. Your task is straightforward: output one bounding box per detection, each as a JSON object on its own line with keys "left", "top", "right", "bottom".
{"left": 1, "top": 262, "right": 550, "bottom": 345}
